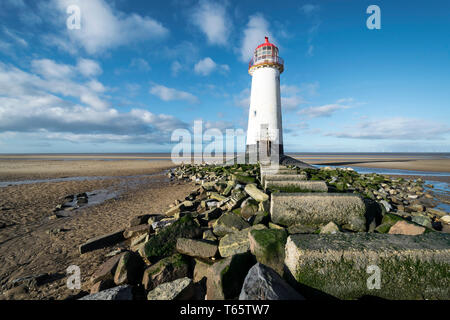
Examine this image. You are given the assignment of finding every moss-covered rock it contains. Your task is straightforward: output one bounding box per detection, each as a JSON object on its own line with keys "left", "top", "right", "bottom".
{"left": 249, "top": 228, "right": 287, "bottom": 276}
{"left": 213, "top": 212, "right": 250, "bottom": 237}
{"left": 285, "top": 233, "right": 450, "bottom": 300}
{"left": 142, "top": 215, "right": 202, "bottom": 262}
{"left": 141, "top": 253, "right": 189, "bottom": 290}
{"left": 206, "top": 252, "right": 256, "bottom": 300}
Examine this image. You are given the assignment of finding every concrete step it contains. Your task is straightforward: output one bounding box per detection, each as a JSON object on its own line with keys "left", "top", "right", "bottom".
{"left": 261, "top": 174, "right": 307, "bottom": 186}
{"left": 270, "top": 193, "right": 367, "bottom": 231}
{"left": 285, "top": 233, "right": 450, "bottom": 300}
{"left": 264, "top": 180, "right": 327, "bottom": 193}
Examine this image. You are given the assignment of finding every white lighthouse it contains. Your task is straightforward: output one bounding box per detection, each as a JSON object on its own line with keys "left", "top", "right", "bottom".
{"left": 246, "top": 37, "right": 284, "bottom": 158}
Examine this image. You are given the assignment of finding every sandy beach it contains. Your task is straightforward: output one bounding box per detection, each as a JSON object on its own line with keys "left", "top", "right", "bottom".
{"left": 0, "top": 159, "right": 197, "bottom": 299}
{"left": 0, "top": 154, "right": 449, "bottom": 299}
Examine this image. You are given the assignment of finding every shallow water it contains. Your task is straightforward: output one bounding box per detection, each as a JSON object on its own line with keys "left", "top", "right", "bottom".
{"left": 0, "top": 172, "right": 167, "bottom": 188}
{"left": 315, "top": 164, "right": 450, "bottom": 213}
{"left": 315, "top": 164, "right": 450, "bottom": 177}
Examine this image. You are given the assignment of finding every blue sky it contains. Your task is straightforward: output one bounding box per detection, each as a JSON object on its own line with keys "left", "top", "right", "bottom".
{"left": 0, "top": 0, "right": 449, "bottom": 153}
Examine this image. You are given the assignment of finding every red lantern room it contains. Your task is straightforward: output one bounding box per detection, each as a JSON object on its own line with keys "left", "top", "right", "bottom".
{"left": 248, "top": 36, "right": 284, "bottom": 75}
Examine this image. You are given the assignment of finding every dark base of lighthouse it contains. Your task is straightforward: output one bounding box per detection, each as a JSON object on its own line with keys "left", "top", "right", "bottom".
{"left": 224, "top": 143, "right": 316, "bottom": 168}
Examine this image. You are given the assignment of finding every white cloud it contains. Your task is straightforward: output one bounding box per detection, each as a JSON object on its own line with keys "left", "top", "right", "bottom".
{"left": 150, "top": 84, "right": 199, "bottom": 104}
{"left": 194, "top": 57, "right": 229, "bottom": 76}
{"left": 326, "top": 117, "right": 450, "bottom": 140}
{"left": 298, "top": 103, "right": 350, "bottom": 118}
{"left": 130, "top": 58, "right": 151, "bottom": 71}
{"left": 31, "top": 59, "right": 74, "bottom": 79}
{"left": 77, "top": 58, "right": 102, "bottom": 77}
{"left": 240, "top": 14, "right": 273, "bottom": 62}
{"left": 0, "top": 62, "right": 187, "bottom": 145}
{"left": 50, "top": 0, "right": 169, "bottom": 54}
{"left": 171, "top": 61, "right": 182, "bottom": 76}
{"left": 300, "top": 4, "right": 320, "bottom": 15}
{"left": 190, "top": 0, "right": 230, "bottom": 46}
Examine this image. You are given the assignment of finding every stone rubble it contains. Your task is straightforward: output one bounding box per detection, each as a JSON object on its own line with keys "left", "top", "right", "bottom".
{"left": 76, "top": 163, "right": 449, "bottom": 300}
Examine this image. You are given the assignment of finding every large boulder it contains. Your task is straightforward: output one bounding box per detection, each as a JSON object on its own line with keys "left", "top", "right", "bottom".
{"left": 79, "top": 230, "right": 125, "bottom": 254}
{"left": 239, "top": 263, "right": 303, "bottom": 300}
{"left": 265, "top": 180, "right": 328, "bottom": 193}
{"left": 142, "top": 215, "right": 202, "bottom": 262}
{"left": 142, "top": 254, "right": 189, "bottom": 291}
{"left": 206, "top": 252, "right": 256, "bottom": 300}
{"left": 388, "top": 220, "right": 425, "bottom": 235}
{"left": 244, "top": 184, "right": 269, "bottom": 202}
{"left": 218, "top": 225, "right": 266, "bottom": 258}
{"left": 90, "top": 253, "right": 125, "bottom": 284}
{"left": 248, "top": 229, "right": 287, "bottom": 276}
{"left": 147, "top": 277, "right": 195, "bottom": 300}
{"left": 79, "top": 285, "right": 133, "bottom": 300}
{"left": 213, "top": 212, "right": 250, "bottom": 237}
{"left": 271, "top": 193, "right": 367, "bottom": 231}
{"left": 285, "top": 233, "right": 450, "bottom": 299}
{"left": 176, "top": 238, "right": 218, "bottom": 259}
{"left": 113, "top": 251, "right": 144, "bottom": 285}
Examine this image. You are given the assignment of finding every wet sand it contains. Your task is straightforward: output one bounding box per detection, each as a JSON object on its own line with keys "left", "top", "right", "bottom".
{"left": 0, "top": 160, "right": 197, "bottom": 300}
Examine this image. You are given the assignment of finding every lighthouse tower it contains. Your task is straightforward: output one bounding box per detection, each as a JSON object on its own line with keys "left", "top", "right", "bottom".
{"left": 246, "top": 37, "right": 284, "bottom": 159}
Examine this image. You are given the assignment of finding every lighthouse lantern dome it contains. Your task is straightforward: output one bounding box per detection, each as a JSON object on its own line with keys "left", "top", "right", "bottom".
{"left": 248, "top": 36, "right": 284, "bottom": 75}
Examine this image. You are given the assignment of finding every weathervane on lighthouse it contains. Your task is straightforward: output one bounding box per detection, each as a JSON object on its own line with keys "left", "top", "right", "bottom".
{"left": 246, "top": 36, "right": 284, "bottom": 161}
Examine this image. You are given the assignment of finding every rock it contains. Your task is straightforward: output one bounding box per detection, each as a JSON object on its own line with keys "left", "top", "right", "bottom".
{"left": 90, "top": 253, "right": 125, "bottom": 284}
{"left": 239, "top": 263, "right": 303, "bottom": 300}
{"left": 271, "top": 193, "right": 367, "bottom": 231}
{"left": 147, "top": 214, "right": 164, "bottom": 225}
{"left": 240, "top": 198, "right": 259, "bottom": 219}
{"left": 268, "top": 222, "right": 285, "bottom": 230}
{"left": 249, "top": 229, "right": 287, "bottom": 275}
{"left": 206, "top": 252, "right": 256, "bottom": 300}
{"left": 441, "top": 215, "right": 450, "bottom": 224}
{"left": 285, "top": 233, "right": 450, "bottom": 300}
{"left": 411, "top": 216, "right": 432, "bottom": 229}
{"left": 113, "top": 251, "right": 144, "bottom": 285}
{"left": 165, "top": 202, "right": 184, "bottom": 216}
{"left": 193, "top": 258, "right": 213, "bottom": 283}
{"left": 79, "top": 285, "right": 133, "bottom": 300}
{"left": 147, "top": 277, "right": 195, "bottom": 300}
{"left": 176, "top": 238, "right": 218, "bottom": 258}
{"left": 261, "top": 174, "right": 307, "bottom": 186}
{"left": 202, "top": 229, "right": 217, "bottom": 241}
{"left": 152, "top": 218, "right": 177, "bottom": 230}
{"left": 244, "top": 184, "right": 269, "bottom": 202}
{"left": 406, "top": 204, "right": 425, "bottom": 213}
{"left": 320, "top": 222, "right": 340, "bottom": 234}
{"left": 90, "top": 279, "right": 115, "bottom": 294}
{"left": 232, "top": 174, "right": 256, "bottom": 184}
{"left": 427, "top": 208, "right": 447, "bottom": 217}
{"left": 130, "top": 233, "right": 147, "bottom": 248}
{"left": 129, "top": 214, "right": 151, "bottom": 227}
{"left": 287, "top": 224, "right": 316, "bottom": 234}
{"left": 213, "top": 212, "right": 250, "bottom": 237}
{"left": 224, "top": 190, "right": 247, "bottom": 211}
{"left": 265, "top": 180, "right": 328, "bottom": 193}
{"left": 79, "top": 230, "right": 125, "bottom": 254}
{"left": 218, "top": 225, "right": 266, "bottom": 258}
{"left": 123, "top": 224, "right": 151, "bottom": 239}
{"left": 380, "top": 200, "right": 392, "bottom": 212}
{"left": 142, "top": 254, "right": 189, "bottom": 290}
{"left": 388, "top": 220, "right": 425, "bottom": 235}
{"left": 251, "top": 211, "right": 270, "bottom": 226}
{"left": 199, "top": 207, "right": 222, "bottom": 221}
{"left": 142, "top": 215, "right": 202, "bottom": 262}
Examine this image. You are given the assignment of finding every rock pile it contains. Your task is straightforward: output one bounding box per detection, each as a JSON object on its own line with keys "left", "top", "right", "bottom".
{"left": 78, "top": 163, "right": 450, "bottom": 300}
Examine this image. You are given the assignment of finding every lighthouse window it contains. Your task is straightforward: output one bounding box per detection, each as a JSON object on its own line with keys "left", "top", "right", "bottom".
{"left": 254, "top": 110, "right": 257, "bottom": 116}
